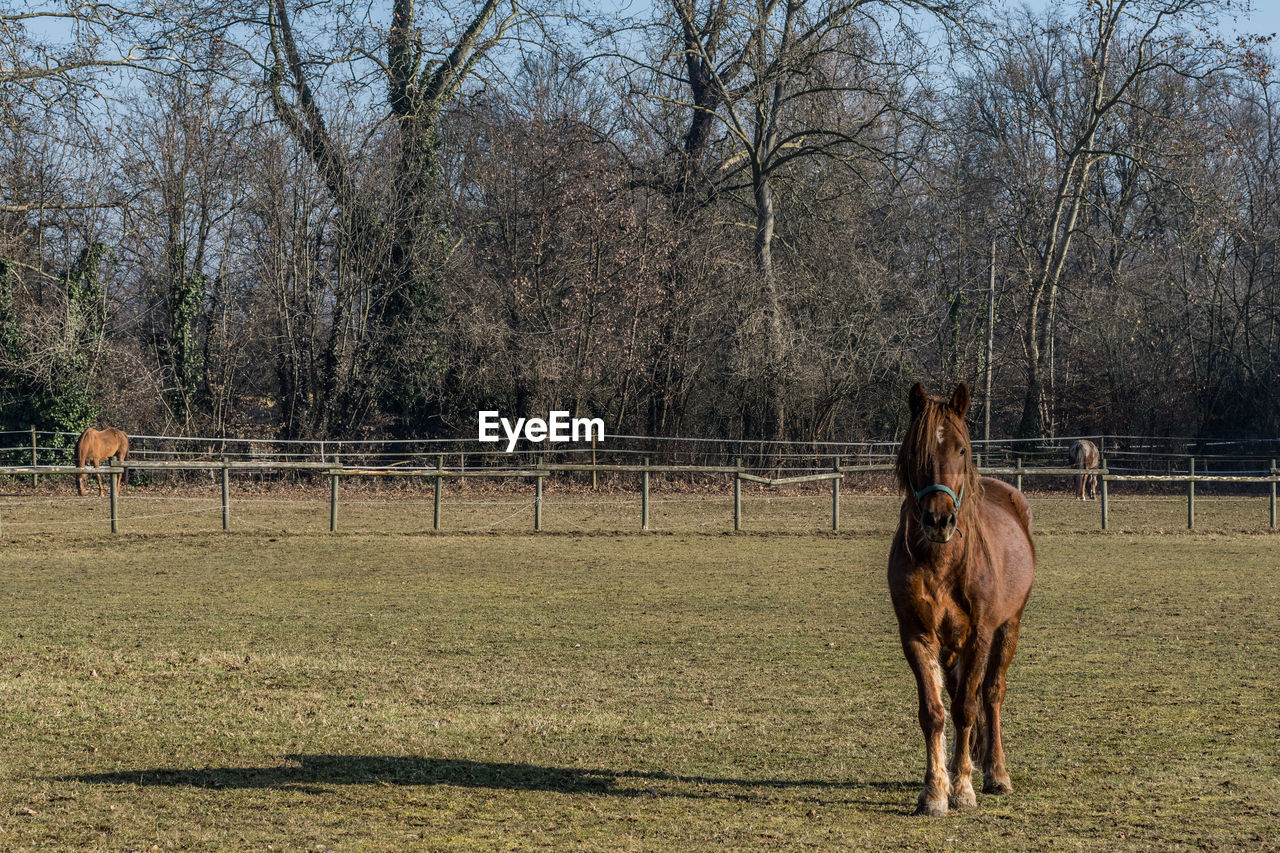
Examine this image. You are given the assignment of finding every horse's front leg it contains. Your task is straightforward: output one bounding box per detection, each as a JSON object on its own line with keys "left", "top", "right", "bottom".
{"left": 903, "top": 636, "right": 950, "bottom": 816}
{"left": 947, "top": 632, "right": 992, "bottom": 810}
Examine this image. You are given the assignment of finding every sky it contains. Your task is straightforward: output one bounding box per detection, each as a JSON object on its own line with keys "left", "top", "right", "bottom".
{"left": 22, "top": 1, "right": 1280, "bottom": 53}
{"left": 18, "top": 0, "right": 1280, "bottom": 96}
{"left": 1230, "top": 0, "right": 1280, "bottom": 38}
{"left": 1024, "top": 0, "right": 1280, "bottom": 39}
{"left": 606, "top": 0, "right": 1280, "bottom": 38}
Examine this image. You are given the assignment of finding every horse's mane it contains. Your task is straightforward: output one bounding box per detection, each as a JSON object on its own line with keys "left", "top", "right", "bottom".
{"left": 895, "top": 392, "right": 986, "bottom": 565}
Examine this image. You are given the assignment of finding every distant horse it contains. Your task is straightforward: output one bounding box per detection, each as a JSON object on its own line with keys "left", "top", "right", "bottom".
{"left": 1069, "top": 439, "right": 1101, "bottom": 500}
{"left": 76, "top": 427, "right": 129, "bottom": 497}
{"left": 887, "top": 383, "right": 1035, "bottom": 816}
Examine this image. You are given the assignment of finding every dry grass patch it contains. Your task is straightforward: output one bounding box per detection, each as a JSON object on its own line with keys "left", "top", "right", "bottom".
{"left": 0, "top": 497, "right": 1276, "bottom": 849}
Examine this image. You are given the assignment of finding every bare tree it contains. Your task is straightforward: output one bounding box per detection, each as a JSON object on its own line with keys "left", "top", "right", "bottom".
{"left": 966, "top": 0, "right": 1263, "bottom": 438}
{"left": 621, "top": 0, "right": 966, "bottom": 441}
{"left": 263, "top": 0, "right": 526, "bottom": 434}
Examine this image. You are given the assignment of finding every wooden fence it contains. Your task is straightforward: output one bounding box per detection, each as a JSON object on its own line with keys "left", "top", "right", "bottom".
{"left": 1, "top": 456, "right": 1276, "bottom": 534}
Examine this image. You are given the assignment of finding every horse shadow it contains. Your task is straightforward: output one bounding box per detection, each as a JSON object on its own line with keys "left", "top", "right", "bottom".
{"left": 61, "top": 754, "right": 910, "bottom": 807}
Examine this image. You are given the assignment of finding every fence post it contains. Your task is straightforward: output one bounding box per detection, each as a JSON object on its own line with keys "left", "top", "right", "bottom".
{"left": 1271, "top": 459, "right": 1276, "bottom": 530}
{"left": 434, "top": 454, "right": 443, "bottom": 531}
{"left": 221, "top": 458, "right": 230, "bottom": 531}
{"left": 534, "top": 460, "right": 544, "bottom": 532}
{"left": 642, "top": 458, "right": 650, "bottom": 531}
{"left": 831, "top": 457, "right": 841, "bottom": 532}
{"left": 1015, "top": 456, "right": 1023, "bottom": 492}
{"left": 330, "top": 468, "right": 339, "bottom": 533}
{"left": 1187, "top": 457, "right": 1195, "bottom": 530}
{"left": 734, "top": 457, "right": 742, "bottom": 532}
{"left": 109, "top": 456, "right": 119, "bottom": 534}
{"left": 30, "top": 425, "right": 37, "bottom": 487}
{"left": 1100, "top": 470, "right": 1109, "bottom": 531}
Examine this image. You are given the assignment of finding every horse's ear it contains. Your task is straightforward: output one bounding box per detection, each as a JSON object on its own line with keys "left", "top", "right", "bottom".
{"left": 949, "top": 383, "right": 970, "bottom": 418}
{"left": 909, "top": 383, "right": 928, "bottom": 418}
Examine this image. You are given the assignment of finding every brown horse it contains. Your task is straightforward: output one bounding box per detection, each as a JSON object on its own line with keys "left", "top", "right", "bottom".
{"left": 1069, "top": 439, "right": 1100, "bottom": 500}
{"left": 887, "top": 383, "right": 1035, "bottom": 817}
{"left": 76, "top": 427, "right": 129, "bottom": 497}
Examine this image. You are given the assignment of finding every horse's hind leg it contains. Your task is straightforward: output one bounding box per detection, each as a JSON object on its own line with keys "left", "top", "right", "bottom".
{"left": 941, "top": 656, "right": 983, "bottom": 770}
{"left": 946, "top": 636, "right": 991, "bottom": 811}
{"left": 943, "top": 654, "right": 959, "bottom": 705}
{"left": 981, "top": 619, "right": 1020, "bottom": 795}
{"left": 944, "top": 658, "right": 987, "bottom": 785}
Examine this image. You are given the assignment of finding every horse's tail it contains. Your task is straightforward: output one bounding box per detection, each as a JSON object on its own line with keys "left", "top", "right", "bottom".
{"left": 74, "top": 430, "right": 90, "bottom": 495}
{"left": 117, "top": 434, "right": 129, "bottom": 488}
{"left": 1071, "top": 441, "right": 1097, "bottom": 472}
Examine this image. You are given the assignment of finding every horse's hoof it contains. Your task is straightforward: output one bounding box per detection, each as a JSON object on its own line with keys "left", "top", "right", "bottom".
{"left": 949, "top": 789, "right": 977, "bottom": 810}
{"left": 915, "top": 797, "right": 948, "bottom": 817}
{"left": 983, "top": 777, "right": 1013, "bottom": 795}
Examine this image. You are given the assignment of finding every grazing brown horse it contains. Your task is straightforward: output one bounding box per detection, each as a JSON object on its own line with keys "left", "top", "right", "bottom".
{"left": 887, "top": 383, "right": 1035, "bottom": 817}
{"left": 76, "top": 427, "right": 129, "bottom": 497}
{"left": 1069, "top": 439, "right": 1100, "bottom": 500}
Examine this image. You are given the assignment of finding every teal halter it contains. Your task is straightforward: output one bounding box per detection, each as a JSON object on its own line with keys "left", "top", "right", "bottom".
{"left": 913, "top": 483, "right": 964, "bottom": 510}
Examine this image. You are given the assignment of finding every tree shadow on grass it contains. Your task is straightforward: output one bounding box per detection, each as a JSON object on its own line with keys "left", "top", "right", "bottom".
{"left": 61, "top": 755, "right": 912, "bottom": 807}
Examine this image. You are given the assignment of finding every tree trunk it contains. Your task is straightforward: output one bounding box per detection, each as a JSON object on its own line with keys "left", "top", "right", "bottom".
{"left": 1017, "top": 287, "right": 1043, "bottom": 438}
{"left": 754, "top": 170, "right": 787, "bottom": 443}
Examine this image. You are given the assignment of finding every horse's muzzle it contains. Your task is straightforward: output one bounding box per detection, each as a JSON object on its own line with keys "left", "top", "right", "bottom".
{"left": 920, "top": 509, "right": 957, "bottom": 543}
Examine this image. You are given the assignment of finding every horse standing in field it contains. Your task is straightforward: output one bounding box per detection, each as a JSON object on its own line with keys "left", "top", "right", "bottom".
{"left": 887, "top": 383, "right": 1035, "bottom": 817}
{"left": 76, "top": 427, "right": 129, "bottom": 497}
{"left": 1069, "top": 439, "right": 1100, "bottom": 500}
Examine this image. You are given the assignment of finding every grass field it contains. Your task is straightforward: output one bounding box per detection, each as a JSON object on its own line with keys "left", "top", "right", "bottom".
{"left": 0, "top": 489, "right": 1277, "bottom": 850}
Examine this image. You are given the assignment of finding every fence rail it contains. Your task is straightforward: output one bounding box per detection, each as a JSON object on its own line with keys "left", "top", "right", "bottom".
{"left": 7, "top": 429, "right": 1280, "bottom": 472}
{"left": 1, "top": 456, "right": 1276, "bottom": 534}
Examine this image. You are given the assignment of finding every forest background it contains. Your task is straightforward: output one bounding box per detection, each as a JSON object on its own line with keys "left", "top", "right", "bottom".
{"left": 3, "top": 0, "right": 1279, "bottom": 447}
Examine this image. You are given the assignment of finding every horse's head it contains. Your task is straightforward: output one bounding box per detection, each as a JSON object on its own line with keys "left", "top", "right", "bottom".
{"left": 896, "top": 382, "right": 977, "bottom": 544}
